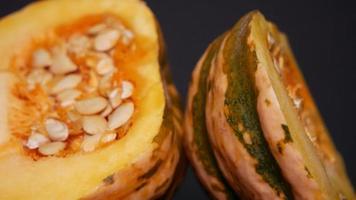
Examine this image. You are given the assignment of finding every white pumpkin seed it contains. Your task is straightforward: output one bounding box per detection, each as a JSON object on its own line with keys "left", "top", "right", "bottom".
{"left": 45, "top": 118, "right": 69, "bottom": 141}
{"left": 38, "top": 142, "right": 66, "bottom": 156}
{"left": 267, "top": 32, "right": 275, "bottom": 50}
{"left": 293, "top": 97, "right": 303, "bottom": 109}
{"left": 81, "top": 134, "right": 102, "bottom": 152}
{"left": 121, "top": 81, "right": 133, "bottom": 99}
{"left": 83, "top": 70, "right": 99, "bottom": 93}
{"left": 88, "top": 23, "right": 107, "bottom": 35}
{"left": 108, "top": 88, "right": 122, "bottom": 108}
{"left": 27, "top": 69, "right": 53, "bottom": 88}
{"left": 50, "top": 74, "right": 82, "bottom": 94}
{"left": 108, "top": 88, "right": 119, "bottom": 99}
{"left": 85, "top": 52, "right": 105, "bottom": 68}
{"left": 25, "top": 132, "right": 49, "bottom": 149}
{"left": 101, "top": 104, "right": 113, "bottom": 117}
{"left": 32, "top": 48, "right": 52, "bottom": 68}
{"left": 96, "top": 56, "right": 115, "bottom": 75}
{"left": 273, "top": 57, "right": 281, "bottom": 75}
{"left": 67, "top": 110, "right": 82, "bottom": 122}
{"left": 99, "top": 73, "right": 113, "bottom": 96}
{"left": 57, "top": 89, "right": 82, "bottom": 107}
{"left": 101, "top": 132, "right": 117, "bottom": 143}
{"left": 75, "top": 96, "right": 108, "bottom": 115}
{"left": 82, "top": 115, "right": 107, "bottom": 135}
{"left": 108, "top": 102, "right": 134, "bottom": 130}
{"left": 50, "top": 45, "right": 78, "bottom": 74}
{"left": 105, "top": 17, "right": 125, "bottom": 31}
{"left": 121, "top": 30, "right": 134, "bottom": 45}
{"left": 67, "top": 34, "right": 91, "bottom": 55}
{"left": 94, "top": 29, "right": 120, "bottom": 51}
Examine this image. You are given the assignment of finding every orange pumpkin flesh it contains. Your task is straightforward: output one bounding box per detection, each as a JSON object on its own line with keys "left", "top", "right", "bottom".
{"left": 0, "top": 0, "right": 184, "bottom": 199}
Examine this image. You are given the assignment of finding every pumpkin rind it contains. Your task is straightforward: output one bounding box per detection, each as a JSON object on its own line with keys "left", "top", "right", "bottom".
{"left": 205, "top": 14, "right": 292, "bottom": 199}
{"left": 185, "top": 10, "right": 354, "bottom": 200}
{"left": 184, "top": 34, "right": 237, "bottom": 200}
{"left": 0, "top": 0, "right": 184, "bottom": 199}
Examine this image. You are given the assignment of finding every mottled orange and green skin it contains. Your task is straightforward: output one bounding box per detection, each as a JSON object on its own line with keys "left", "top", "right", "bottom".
{"left": 185, "top": 10, "right": 354, "bottom": 200}
{"left": 221, "top": 13, "right": 293, "bottom": 199}
{"left": 190, "top": 35, "right": 238, "bottom": 199}
{"left": 186, "top": 13, "right": 293, "bottom": 199}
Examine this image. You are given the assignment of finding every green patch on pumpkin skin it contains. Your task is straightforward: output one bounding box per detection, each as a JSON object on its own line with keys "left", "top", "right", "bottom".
{"left": 192, "top": 37, "right": 222, "bottom": 177}
{"left": 135, "top": 182, "right": 148, "bottom": 191}
{"left": 139, "top": 160, "right": 163, "bottom": 180}
{"left": 281, "top": 124, "right": 293, "bottom": 143}
{"left": 191, "top": 34, "right": 237, "bottom": 199}
{"left": 304, "top": 166, "right": 313, "bottom": 179}
{"left": 277, "top": 142, "right": 284, "bottom": 154}
{"left": 222, "top": 12, "right": 293, "bottom": 199}
{"left": 265, "top": 98, "right": 271, "bottom": 106}
{"left": 103, "top": 174, "right": 114, "bottom": 185}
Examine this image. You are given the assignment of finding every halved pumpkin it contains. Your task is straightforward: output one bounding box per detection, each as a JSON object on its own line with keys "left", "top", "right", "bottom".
{"left": 185, "top": 11, "right": 354, "bottom": 200}
{"left": 0, "top": 0, "right": 184, "bottom": 199}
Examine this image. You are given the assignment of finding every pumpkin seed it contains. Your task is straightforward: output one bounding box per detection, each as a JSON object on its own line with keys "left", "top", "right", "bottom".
{"left": 88, "top": 23, "right": 107, "bottom": 35}
{"left": 57, "top": 89, "right": 82, "bottom": 107}
{"left": 121, "top": 30, "right": 134, "bottom": 45}
{"left": 293, "top": 97, "right": 303, "bottom": 109}
{"left": 108, "top": 88, "right": 122, "bottom": 108}
{"left": 50, "top": 74, "right": 82, "bottom": 94}
{"left": 50, "top": 45, "right": 78, "bottom": 74}
{"left": 81, "top": 134, "right": 102, "bottom": 152}
{"left": 75, "top": 96, "right": 108, "bottom": 115}
{"left": 108, "top": 102, "right": 134, "bottom": 130}
{"left": 32, "top": 48, "right": 52, "bottom": 68}
{"left": 85, "top": 52, "right": 106, "bottom": 69}
{"left": 273, "top": 57, "right": 281, "bottom": 74}
{"left": 101, "top": 132, "right": 117, "bottom": 143}
{"left": 67, "top": 34, "right": 91, "bottom": 56}
{"left": 94, "top": 29, "right": 120, "bottom": 51}
{"left": 27, "top": 69, "right": 53, "bottom": 88}
{"left": 25, "top": 132, "right": 49, "bottom": 149}
{"left": 99, "top": 73, "right": 113, "bottom": 96}
{"left": 96, "top": 56, "right": 115, "bottom": 75}
{"left": 82, "top": 115, "right": 108, "bottom": 135}
{"left": 267, "top": 32, "right": 275, "bottom": 50}
{"left": 121, "top": 80, "right": 133, "bottom": 99}
{"left": 101, "top": 104, "right": 113, "bottom": 117}
{"left": 84, "top": 70, "right": 99, "bottom": 93}
{"left": 45, "top": 118, "right": 69, "bottom": 141}
{"left": 38, "top": 142, "right": 66, "bottom": 156}
{"left": 67, "top": 110, "right": 82, "bottom": 122}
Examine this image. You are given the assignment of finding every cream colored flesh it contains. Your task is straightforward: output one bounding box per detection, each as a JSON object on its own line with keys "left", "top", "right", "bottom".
{"left": 279, "top": 34, "right": 355, "bottom": 200}
{"left": 255, "top": 62, "right": 319, "bottom": 199}
{"left": 250, "top": 13, "right": 337, "bottom": 200}
{"left": 0, "top": 73, "right": 16, "bottom": 146}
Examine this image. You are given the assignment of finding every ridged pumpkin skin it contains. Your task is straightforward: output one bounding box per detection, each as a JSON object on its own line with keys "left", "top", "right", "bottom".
{"left": 184, "top": 11, "right": 354, "bottom": 200}
{"left": 0, "top": 0, "right": 184, "bottom": 199}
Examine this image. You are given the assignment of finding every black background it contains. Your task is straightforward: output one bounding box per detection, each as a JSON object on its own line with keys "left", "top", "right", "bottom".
{"left": 1, "top": 1, "right": 355, "bottom": 199}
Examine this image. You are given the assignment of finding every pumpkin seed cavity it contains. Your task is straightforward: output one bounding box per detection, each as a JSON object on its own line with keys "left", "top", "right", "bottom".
{"left": 15, "top": 16, "right": 136, "bottom": 158}
{"left": 267, "top": 32, "right": 303, "bottom": 111}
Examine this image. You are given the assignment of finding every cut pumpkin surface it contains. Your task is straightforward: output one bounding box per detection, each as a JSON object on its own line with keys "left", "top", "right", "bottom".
{"left": 184, "top": 11, "right": 354, "bottom": 200}
{"left": 0, "top": 0, "right": 184, "bottom": 199}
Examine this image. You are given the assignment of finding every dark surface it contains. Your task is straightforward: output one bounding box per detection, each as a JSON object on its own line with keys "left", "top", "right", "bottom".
{"left": 1, "top": 0, "right": 355, "bottom": 199}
